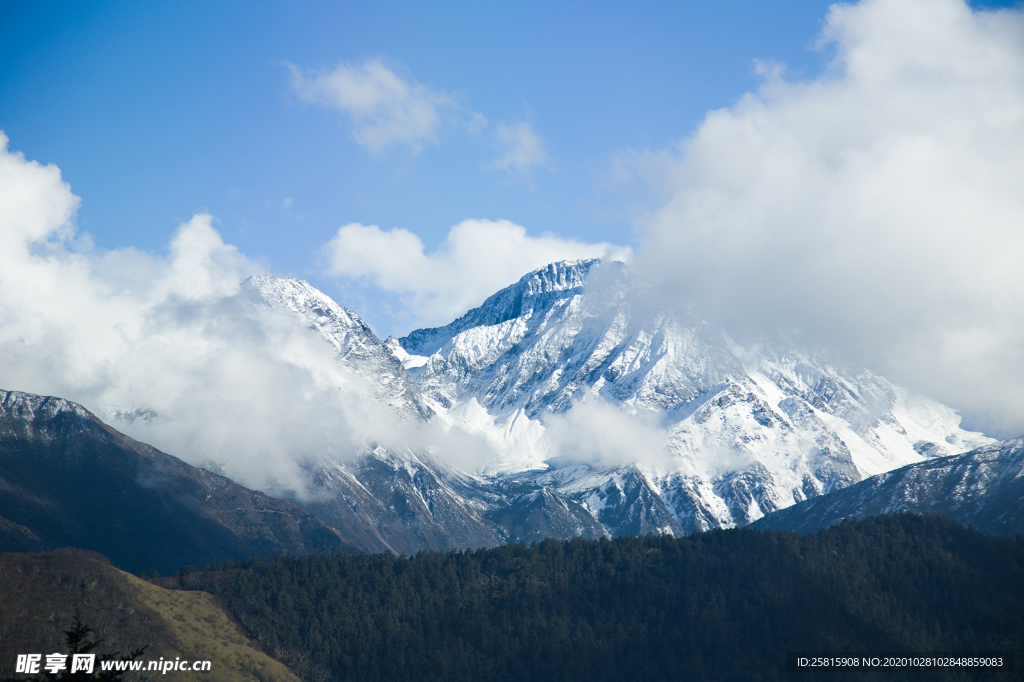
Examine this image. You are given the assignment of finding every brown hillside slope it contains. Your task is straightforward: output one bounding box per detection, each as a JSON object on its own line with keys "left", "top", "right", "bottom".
{"left": 0, "top": 549, "right": 300, "bottom": 682}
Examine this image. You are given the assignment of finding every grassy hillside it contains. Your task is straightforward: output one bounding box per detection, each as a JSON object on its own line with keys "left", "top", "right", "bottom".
{"left": 0, "top": 549, "right": 299, "bottom": 682}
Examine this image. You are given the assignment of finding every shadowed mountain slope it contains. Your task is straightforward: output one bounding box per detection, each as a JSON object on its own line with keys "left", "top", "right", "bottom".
{"left": 750, "top": 437, "right": 1024, "bottom": 535}
{"left": 0, "top": 390, "right": 352, "bottom": 574}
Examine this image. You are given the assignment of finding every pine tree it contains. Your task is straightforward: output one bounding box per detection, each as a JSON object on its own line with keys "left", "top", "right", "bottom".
{"left": 4, "top": 618, "right": 147, "bottom": 681}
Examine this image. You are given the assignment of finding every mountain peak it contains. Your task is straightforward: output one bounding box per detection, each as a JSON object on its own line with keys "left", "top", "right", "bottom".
{"left": 242, "top": 274, "right": 375, "bottom": 342}
{"left": 242, "top": 274, "right": 435, "bottom": 420}
{"left": 0, "top": 390, "right": 94, "bottom": 428}
{"left": 399, "top": 258, "right": 605, "bottom": 356}
{"left": 390, "top": 256, "right": 990, "bottom": 531}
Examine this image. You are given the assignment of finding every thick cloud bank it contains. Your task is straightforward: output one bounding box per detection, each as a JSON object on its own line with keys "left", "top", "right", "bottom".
{"left": 0, "top": 134, "right": 435, "bottom": 494}
{"left": 633, "top": 0, "right": 1024, "bottom": 434}
{"left": 325, "top": 219, "right": 631, "bottom": 328}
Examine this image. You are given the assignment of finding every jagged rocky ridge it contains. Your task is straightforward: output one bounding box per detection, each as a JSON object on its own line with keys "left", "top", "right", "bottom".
{"left": 222, "top": 263, "right": 991, "bottom": 551}
{"left": 749, "top": 437, "right": 1024, "bottom": 535}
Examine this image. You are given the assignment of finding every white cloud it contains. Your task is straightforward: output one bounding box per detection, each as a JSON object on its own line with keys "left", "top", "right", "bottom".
{"left": 541, "top": 397, "right": 673, "bottom": 470}
{"left": 287, "top": 58, "right": 552, "bottom": 173}
{"left": 0, "top": 133, "right": 434, "bottom": 494}
{"left": 0, "top": 136, "right": 79, "bottom": 249}
{"left": 324, "top": 218, "right": 632, "bottom": 329}
{"left": 288, "top": 59, "right": 462, "bottom": 153}
{"left": 626, "top": 0, "right": 1024, "bottom": 434}
{"left": 488, "top": 122, "right": 550, "bottom": 172}
{"left": 0, "top": 133, "right": 631, "bottom": 494}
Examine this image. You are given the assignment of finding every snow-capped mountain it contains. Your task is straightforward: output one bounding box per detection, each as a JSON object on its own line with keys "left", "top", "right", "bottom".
{"left": 391, "top": 259, "right": 991, "bottom": 534}
{"left": 240, "top": 275, "right": 507, "bottom": 552}
{"left": 749, "top": 437, "right": 1024, "bottom": 536}
{"left": 114, "top": 265, "right": 990, "bottom": 553}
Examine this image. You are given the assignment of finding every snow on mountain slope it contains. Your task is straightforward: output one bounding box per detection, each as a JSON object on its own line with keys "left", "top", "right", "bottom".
{"left": 237, "top": 275, "right": 515, "bottom": 552}
{"left": 398, "top": 259, "right": 598, "bottom": 359}
{"left": 750, "top": 437, "right": 1024, "bottom": 536}
{"left": 397, "top": 259, "right": 739, "bottom": 416}
{"left": 242, "top": 275, "right": 436, "bottom": 420}
{"left": 94, "top": 266, "right": 987, "bottom": 550}
{"left": 234, "top": 272, "right": 699, "bottom": 546}
{"left": 396, "top": 259, "right": 992, "bottom": 533}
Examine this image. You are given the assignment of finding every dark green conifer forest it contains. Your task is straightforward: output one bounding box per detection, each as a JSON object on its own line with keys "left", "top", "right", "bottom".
{"left": 172, "top": 514, "right": 1022, "bottom": 681}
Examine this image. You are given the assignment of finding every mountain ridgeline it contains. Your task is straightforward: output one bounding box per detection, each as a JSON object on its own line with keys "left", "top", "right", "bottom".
{"left": 236, "top": 261, "right": 995, "bottom": 550}
{"left": 1, "top": 259, "right": 1017, "bottom": 565}
{"left": 752, "top": 437, "right": 1024, "bottom": 536}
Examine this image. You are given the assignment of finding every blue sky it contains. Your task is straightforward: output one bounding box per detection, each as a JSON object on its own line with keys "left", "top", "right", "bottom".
{"left": 3, "top": 0, "right": 1024, "bottom": 434}
{"left": 1, "top": 1, "right": 858, "bottom": 326}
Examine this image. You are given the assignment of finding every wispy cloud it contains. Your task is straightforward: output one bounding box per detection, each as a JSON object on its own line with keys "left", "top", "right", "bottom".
{"left": 541, "top": 398, "right": 672, "bottom": 470}
{"left": 287, "top": 59, "right": 464, "bottom": 154}
{"left": 488, "top": 121, "right": 550, "bottom": 173}
{"left": 288, "top": 58, "right": 552, "bottom": 175}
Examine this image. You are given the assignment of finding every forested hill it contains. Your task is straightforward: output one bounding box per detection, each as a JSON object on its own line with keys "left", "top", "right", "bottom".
{"left": 170, "top": 514, "right": 1023, "bottom": 682}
